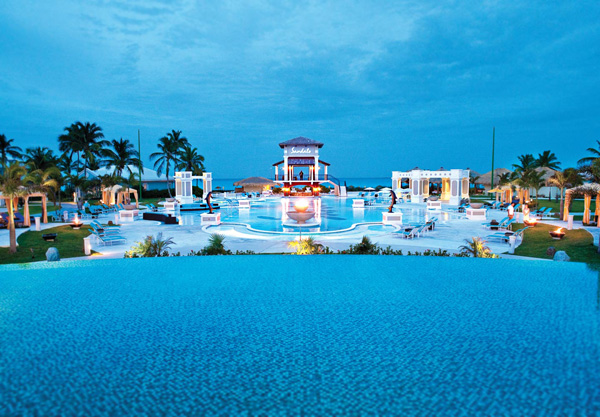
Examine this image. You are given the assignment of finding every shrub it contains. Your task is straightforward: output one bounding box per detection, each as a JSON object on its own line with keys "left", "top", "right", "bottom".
{"left": 124, "top": 233, "right": 175, "bottom": 258}
{"left": 459, "top": 237, "right": 499, "bottom": 258}
{"left": 288, "top": 236, "right": 326, "bottom": 255}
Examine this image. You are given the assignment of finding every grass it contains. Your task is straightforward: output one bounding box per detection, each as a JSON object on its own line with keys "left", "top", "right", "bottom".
{"left": 0, "top": 225, "right": 95, "bottom": 265}
{"left": 511, "top": 222, "right": 599, "bottom": 264}
{"left": 0, "top": 203, "right": 61, "bottom": 217}
{"left": 471, "top": 195, "right": 589, "bottom": 213}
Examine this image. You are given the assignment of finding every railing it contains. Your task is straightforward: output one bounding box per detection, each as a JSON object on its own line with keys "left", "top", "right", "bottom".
{"left": 274, "top": 174, "right": 343, "bottom": 186}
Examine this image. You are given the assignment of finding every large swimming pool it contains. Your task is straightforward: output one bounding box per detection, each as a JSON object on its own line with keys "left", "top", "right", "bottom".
{"left": 1, "top": 257, "right": 599, "bottom": 415}
{"left": 179, "top": 196, "right": 445, "bottom": 233}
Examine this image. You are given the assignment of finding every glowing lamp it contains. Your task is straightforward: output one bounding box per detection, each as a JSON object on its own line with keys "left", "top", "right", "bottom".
{"left": 70, "top": 213, "right": 83, "bottom": 229}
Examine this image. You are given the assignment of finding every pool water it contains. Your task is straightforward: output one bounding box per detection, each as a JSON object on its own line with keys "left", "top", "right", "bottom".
{"left": 180, "top": 196, "right": 442, "bottom": 232}
{"left": 1, "top": 257, "right": 599, "bottom": 415}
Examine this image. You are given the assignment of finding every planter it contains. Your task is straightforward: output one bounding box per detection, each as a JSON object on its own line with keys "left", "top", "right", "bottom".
{"left": 470, "top": 203, "right": 484, "bottom": 209}
{"left": 42, "top": 233, "right": 57, "bottom": 242}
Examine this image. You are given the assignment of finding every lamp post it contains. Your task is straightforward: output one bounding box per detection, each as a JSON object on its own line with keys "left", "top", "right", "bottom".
{"left": 490, "top": 127, "right": 495, "bottom": 195}
{"left": 138, "top": 129, "right": 143, "bottom": 200}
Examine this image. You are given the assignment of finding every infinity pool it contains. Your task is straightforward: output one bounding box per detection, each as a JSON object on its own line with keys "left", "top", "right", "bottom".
{"left": 1, "top": 257, "right": 599, "bottom": 415}
{"left": 179, "top": 196, "right": 444, "bottom": 232}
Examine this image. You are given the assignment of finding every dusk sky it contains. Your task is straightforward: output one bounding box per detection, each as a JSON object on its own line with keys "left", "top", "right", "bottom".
{"left": 1, "top": 1, "right": 599, "bottom": 179}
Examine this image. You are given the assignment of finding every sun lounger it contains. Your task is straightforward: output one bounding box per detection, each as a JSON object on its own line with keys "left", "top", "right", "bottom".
{"left": 96, "top": 234, "right": 126, "bottom": 246}
{"left": 499, "top": 218, "right": 516, "bottom": 230}
{"left": 482, "top": 216, "right": 508, "bottom": 229}
{"left": 487, "top": 227, "right": 529, "bottom": 243}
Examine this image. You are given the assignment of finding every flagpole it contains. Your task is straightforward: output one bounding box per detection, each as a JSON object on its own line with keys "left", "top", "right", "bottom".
{"left": 138, "top": 129, "right": 142, "bottom": 200}
{"left": 490, "top": 127, "right": 495, "bottom": 194}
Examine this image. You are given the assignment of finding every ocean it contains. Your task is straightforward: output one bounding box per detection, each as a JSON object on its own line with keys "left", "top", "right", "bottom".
{"left": 212, "top": 177, "right": 392, "bottom": 190}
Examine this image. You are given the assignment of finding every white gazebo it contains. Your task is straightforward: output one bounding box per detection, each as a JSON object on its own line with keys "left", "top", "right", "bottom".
{"left": 391, "top": 169, "right": 470, "bottom": 206}
{"left": 174, "top": 171, "right": 212, "bottom": 204}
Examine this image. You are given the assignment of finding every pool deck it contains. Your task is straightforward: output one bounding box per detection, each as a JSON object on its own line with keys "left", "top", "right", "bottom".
{"left": 1, "top": 200, "right": 597, "bottom": 261}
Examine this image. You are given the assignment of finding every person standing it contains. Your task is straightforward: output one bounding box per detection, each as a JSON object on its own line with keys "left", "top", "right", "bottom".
{"left": 507, "top": 203, "right": 515, "bottom": 220}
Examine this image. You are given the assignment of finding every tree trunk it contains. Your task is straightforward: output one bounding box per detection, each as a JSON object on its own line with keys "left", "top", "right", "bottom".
{"left": 559, "top": 188, "right": 564, "bottom": 220}
{"left": 166, "top": 161, "right": 172, "bottom": 198}
{"left": 8, "top": 199, "right": 17, "bottom": 254}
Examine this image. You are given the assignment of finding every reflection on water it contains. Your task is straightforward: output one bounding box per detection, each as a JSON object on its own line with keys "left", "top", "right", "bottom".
{"left": 173, "top": 196, "right": 450, "bottom": 233}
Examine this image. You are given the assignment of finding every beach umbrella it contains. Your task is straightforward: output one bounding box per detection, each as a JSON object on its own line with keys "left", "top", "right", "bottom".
{"left": 380, "top": 187, "right": 392, "bottom": 192}
{"left": 488, "top": 188, "right": 502, "bottom": 193}
{"left": 364, "top": 187, "right": 376, "bottom": 191}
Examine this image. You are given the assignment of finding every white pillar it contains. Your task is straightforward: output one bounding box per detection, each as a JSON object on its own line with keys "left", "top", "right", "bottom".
{"left": 509, "top": 235, "right": 516, "bottom": 254}
{"left": 35, "top": 216, "right": 41, "bottom": 231}
{"left": 83, "top": 237, "right": 91, "bottom": 256}
{"left": 567, "top": 215, "right": 574, "bottom": 230}
{"left": 449, "top": 169, "right": 461, "bottom": 206}
{"left": 411, "top": 170, "right": 423, "bottom": 203}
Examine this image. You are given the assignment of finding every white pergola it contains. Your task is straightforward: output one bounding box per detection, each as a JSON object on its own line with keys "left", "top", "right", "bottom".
{"left": 174, "top": 171, "right": 212, "bottom": 204}
{"left": 391, "top": 169, "right": 470, "bottom": 206}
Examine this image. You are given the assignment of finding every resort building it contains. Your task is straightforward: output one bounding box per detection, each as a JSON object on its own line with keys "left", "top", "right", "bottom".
{"left": 83, "top": 165, "right": 170, "bottom": 191}
{"left": 392, "top": 168, "right": 470, "bottom": 205}
{"left": 273, "top": 136, "right": 345, "bottom": 196}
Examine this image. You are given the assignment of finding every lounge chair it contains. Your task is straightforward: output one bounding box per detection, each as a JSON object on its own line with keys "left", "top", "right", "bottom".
{"left": 96, "top": 234, "right": 127, "bottom": 246}
{"left": 482, "top": 216, "right": 508, "bottom": 229}
{"left": 83, "top": 208, "right": 99, "bottom": 219}
{"left": 499, "top": 218, "right": 516, "bottom": 230}
{"left": 91, "top": 220, "right": 120, "bottom": 232}
{"left": 395, "top": 224, "right": 426, "bottom": 239}
{"left": 531, "top": 207, "right": 547, "bottom": 216}
{"left": 487, "top": 227, "right": 529, "bottom": 243}
{"left": 538, "top": 207, "right": 555, "bottom": 219}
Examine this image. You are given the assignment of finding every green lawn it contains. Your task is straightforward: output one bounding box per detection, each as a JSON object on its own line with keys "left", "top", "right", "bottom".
{"left": 511, "top": 222, "right": 599, "bottom": 264}
{"left": 0, "top": 203, "right": 61, "bottom": 217}
{"left": 0, "top": 225, "right": 95, "bottom": 264}
{"left": 471, "top": 195, "right": 588, "bottom": 214}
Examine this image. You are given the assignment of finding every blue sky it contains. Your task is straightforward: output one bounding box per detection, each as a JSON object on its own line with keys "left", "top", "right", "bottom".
{"left": 1, "top": 0, "right": 598, "bottom": 179}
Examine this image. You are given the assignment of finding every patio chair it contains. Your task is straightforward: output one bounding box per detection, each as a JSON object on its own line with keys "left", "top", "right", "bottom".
{"left": 91, "top": 220, "right": 120, "bottom": 232}
{"left": 83, "top": 208, "right": 99, "bottom": 219}
{"left": 499, "top": 218, "right": 516, "bottom": 231}
{"left": 487, "top": 227, "right": 529, "bottom": 243}
{"left": 538, "top": 207, "right": 555, "bottom": 219}
{"left": 531, "top": 207, "right": 547, "bottom": 216}
{"left": 96, "top": 234, "right": 127, "bottom": 246}
{"left": 482, "top": 216, "right": 508, "bottom": 229}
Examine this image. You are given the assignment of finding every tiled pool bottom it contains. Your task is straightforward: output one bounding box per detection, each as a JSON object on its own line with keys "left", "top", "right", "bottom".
{"left": 1, "top": 258, "right": 599, "bottom": 416}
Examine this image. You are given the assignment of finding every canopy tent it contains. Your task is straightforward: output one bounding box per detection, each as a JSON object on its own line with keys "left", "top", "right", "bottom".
{"left": 233, "top": 177, "right": 275, "bottom": 193}
{"left": 0, "top": 190, "right": 48, "bottom": 226}
{"left": 117, "top": 188, "right": 139, "bottom": 208}
{"left": 102, "top": 185, "right": 139, "bottom": 208}
{"left": 563, "top": 184, "right": 600, "bottom": 226}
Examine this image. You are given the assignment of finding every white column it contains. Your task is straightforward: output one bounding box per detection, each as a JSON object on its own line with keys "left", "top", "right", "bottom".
{"left": 411, "top": 170, "right": 423, "bottom": 203}
{"left": 449, "top": 169, "right": 461, "bottom": 206}
{"left": 283, "top": 155, "right": 288, "bottom": 181}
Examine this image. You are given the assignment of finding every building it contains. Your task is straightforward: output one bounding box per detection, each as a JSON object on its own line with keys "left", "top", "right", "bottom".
{"left": 83, "top": 165, "right": 170, "bottom": 191}
{"left": 272, "top": 136, "right": 345, "bottom": 196}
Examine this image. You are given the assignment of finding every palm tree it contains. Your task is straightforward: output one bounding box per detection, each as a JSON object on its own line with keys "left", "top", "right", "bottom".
{"left": 150, "top": 130, "right": 189, "bottom": 197}
{"left": 578, "top": 140, "right": 600, "bottom": 166}
{"left": 102, "top": 138, "right": 141, "bottom": 178}
{"left": 177, "top": 144, "right": 205, "bottom": 188}
{"left": 0, "top": 162, "right": 29, "bottom": 253}
{"left": 525, "top": 169, "right": 546, "bottom": 208}
{"left": 67, "top": 174, "right": 95, "bottom": 210}
{"left": 548, "top": 169, "right": 581, "bottom": 220}
{"left": 512, "top": 154, "right": 537, "bottom": 174}
{"left": 0, "top": 134, "right": 22, "bottom": 168}
{"left": 65, "top": 121, "right": 108, "bottom": 173}
{"left": 23, "top": 147, "right": 58, "bottom": 171}
{"left": 25, "top": 167, "right": 61, "bottom": 213}
{"left": 535, "top": 150, "right": 561, "bottom": 170}
{"left": 58, "top": 123, "right": 84, "bottom": 170}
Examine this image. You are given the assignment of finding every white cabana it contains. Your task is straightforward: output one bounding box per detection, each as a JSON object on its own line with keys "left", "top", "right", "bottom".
{"left": 391, "top": 169, "right": 470, "bottom": 206}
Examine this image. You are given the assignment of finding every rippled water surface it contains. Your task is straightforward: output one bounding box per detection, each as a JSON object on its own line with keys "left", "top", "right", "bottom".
{"left": 1, "top": 257, "right": 599, "bottom": 415}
